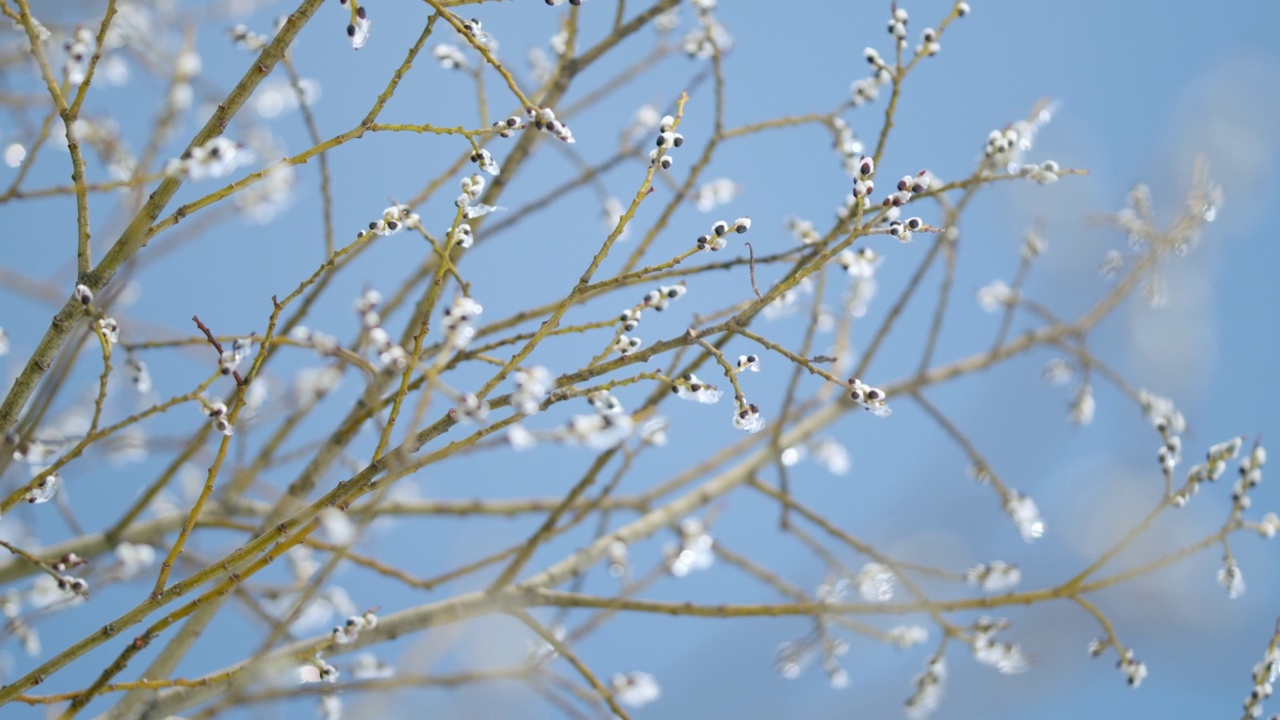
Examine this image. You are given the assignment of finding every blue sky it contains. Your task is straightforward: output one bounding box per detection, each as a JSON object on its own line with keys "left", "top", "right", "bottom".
{"left": 1, "top": 1, "right": 1278, "bottom": 718}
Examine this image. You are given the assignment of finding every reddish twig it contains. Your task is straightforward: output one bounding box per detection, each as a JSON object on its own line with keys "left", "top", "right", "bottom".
{"left": 192, "top": 315, "right": 244, "bottom": 386}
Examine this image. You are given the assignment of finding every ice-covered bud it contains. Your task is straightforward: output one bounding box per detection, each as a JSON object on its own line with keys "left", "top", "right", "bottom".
{"left": 696, "top": 232, "right": 726, "bottom": 252}
{"left": 656, "top": 131, "right": 678, "bottom": 148}
{"left": 433, "top": 43, "right": 468, "bottom": 69}
{"left": 612, "top": 671, "right": 661, "bottom": 708}
{"left": 1208, "top": 436, "right": 1244, "bottom": 463}
{"left": 98, "top": 317, "right": 120, "bottom": 345}
{"left": 347, "top": 6, "right": 372, "bottom": 50}
{"left": 620, "top": 308, "right": 641, "bottom": 332}
{"left": 25, "top": 472, "right": 59, "bottom": 504}
{"left": 732, "top": 402, "right": 766, "bottom": 433}
{"left": 1217, "top": 559, "right": 1245, "bottom": 599}
{"left": 977, "top": 280, "right": 1015, "bottom": 312}
{"left": 966, "top": 561, "right": 1021, "bottom": 592}
{"left": 1257, "top": 513, "right": 1280, "bottom": 539}
{"left": 606, "top": 540, "right": 629, "bottom": 578}
{"left": 456, "top": 393, "right": 489, "bottom": 424}
{"left": 512, "top": 366, "right": 553, "bottom": 415}
{"left": 1004, "top": 490, "right": 1045, "bottom": 541}
{"left": 613, "top": 334, "right": 642, "bottom": 355}
{"left": 127, "top": 355, "right": 152, "bottom": 393}
{"left": 477, "top": 148, "right": 501, "bottom": 175}
{"left": 856, "top": 563, "right": 895, "bottom": 602}
{"left": 1117, "top": 648, "right": 1148, "bottom": 688}
{"left": 674, "top": 373, "right": 722, "bottom": 404}
{"left": 63, "top": 27, "right": 96, "bottom": 85}
{"left": 847, "top": 377, "right": 891, "bottom": 416}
